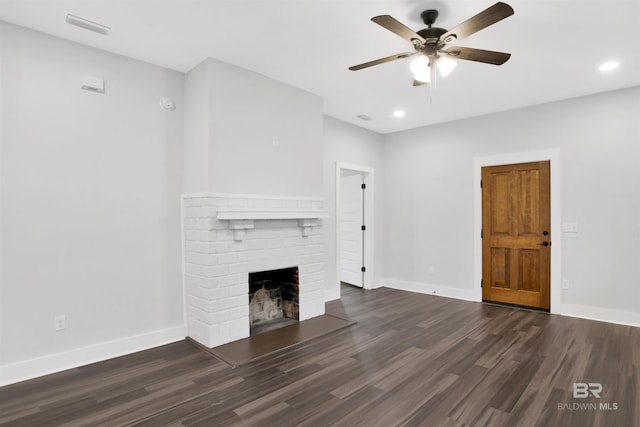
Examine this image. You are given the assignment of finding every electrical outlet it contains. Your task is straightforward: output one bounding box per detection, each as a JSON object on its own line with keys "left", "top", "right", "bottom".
{"left": 272, "top": 136, "right": 280, "bottom": 147}
{"left": 428, "top": 266, "right": 435, "bottom": 274}
{"left": 55, "top": 315, "right": 66, "bottom": 331}
{"left": 562, "top": 279, "right": 569, "bottom": 290}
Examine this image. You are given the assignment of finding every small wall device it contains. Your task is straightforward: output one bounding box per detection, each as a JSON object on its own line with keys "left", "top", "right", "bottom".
{"left": 81, "top": 76, "right": 105, "bottom": 94}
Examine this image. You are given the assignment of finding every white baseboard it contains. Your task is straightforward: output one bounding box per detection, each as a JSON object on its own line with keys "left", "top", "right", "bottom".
{"left": 324, "top": 288, "right": 340, "bottom": 302}
{"left": 382, "top": 278, "right": 476, "bottom": 301}
{"left": 561, "top": 303, "right": 640, "bottom": 328}
{"left": 0, "top": 325, "right": 186, "bottom": 387}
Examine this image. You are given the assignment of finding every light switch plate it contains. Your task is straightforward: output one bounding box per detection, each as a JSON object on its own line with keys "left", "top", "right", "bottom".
{"left": 562, "top": 222, "right": 579, "bottom": 233}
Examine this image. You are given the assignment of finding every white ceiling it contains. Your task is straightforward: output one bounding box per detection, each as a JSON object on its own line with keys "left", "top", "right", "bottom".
{"left": 1, "top": 0, "right": 639, "bottom": 134}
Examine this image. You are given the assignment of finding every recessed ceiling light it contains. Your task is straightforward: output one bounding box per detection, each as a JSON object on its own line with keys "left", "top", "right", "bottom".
{"left": 65, "top": 14, "right": 111, "bottom": 35}
{"left": 598, "top": 61, "right": 619, "bottom": 72}
{"left": 393, "top": 110, "right": 405, "bottom": 118}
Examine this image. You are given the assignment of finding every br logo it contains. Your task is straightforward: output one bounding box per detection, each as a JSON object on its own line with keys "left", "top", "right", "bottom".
{"left": 573, "top": 383, "right": 602, "bottom": 398}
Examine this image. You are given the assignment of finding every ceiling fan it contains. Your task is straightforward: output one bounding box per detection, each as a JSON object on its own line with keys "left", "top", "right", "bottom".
{"left": 349, "top": 2, "right": 514, "bottom": 86}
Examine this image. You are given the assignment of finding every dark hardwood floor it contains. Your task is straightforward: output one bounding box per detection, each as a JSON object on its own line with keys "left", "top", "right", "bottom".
{"left": 1, "top": 285, "right": 638, "bottom": 426}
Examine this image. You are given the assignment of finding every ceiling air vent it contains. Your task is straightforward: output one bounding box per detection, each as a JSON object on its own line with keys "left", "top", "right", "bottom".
{"left": 357, "top": 114, "right": 373, "bottom": 121}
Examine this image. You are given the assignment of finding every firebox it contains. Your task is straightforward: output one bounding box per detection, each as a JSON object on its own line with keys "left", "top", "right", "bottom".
{"left": 248, "top": 266, "right": 299, "bottom": 336}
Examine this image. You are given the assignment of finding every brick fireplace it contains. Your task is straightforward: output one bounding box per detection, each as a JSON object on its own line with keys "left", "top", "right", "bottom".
{"left": 182, "top": 194, "right": 327, "bottom": 348}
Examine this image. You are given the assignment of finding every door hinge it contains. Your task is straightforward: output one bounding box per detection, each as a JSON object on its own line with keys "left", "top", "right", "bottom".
{"left": 361, "top": 266, "right": 366, "bottom": 272}
{"left": 361, "top": 225, "right": 366, "bottom": 231}
{"left": 481, "top": 280, "right": 483, "bottom": 288}
{"left": 481, "top": 228, "right": 483, "bottom": 238}
{"left": 480, "top": 179, "right": 483, "bottom": 188}
{"left": 361, "top": 183, "right": 366, "bottom": 189}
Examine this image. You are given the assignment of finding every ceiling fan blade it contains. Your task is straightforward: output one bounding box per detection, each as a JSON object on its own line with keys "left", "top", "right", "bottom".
{"left": 413, "top": 79, "right": 427, "bottom": 86}
{"left": 439, "top": 2, "right": 514, "bottom": 45}
{"left": 349, "top": 52, "right": 416, "bottom": 71}
{"left": 442, "top": 46, "right": 511, "bottom": 65}
{"left": 371, "top": 15, "right": 425, "bottom": 44}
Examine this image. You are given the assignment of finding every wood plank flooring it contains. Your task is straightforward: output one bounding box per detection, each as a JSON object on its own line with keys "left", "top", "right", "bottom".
{"left": 1, "top": 284, "right": 638, "bottom": 426}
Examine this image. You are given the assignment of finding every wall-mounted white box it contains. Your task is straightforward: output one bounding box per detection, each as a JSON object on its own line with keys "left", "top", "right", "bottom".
{"left": 81, "top": 76, "right": 105, "bottom": 93}
{"left": 562, "top": 222, "right": 579, "bottom": 233}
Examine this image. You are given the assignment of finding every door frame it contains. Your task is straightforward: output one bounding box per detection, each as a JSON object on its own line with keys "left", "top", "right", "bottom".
{"left": 336, "top": 162, "right": 374, "bottom": 292}
{"left": 473, "top": 149, "right": 562, "bottom": 314}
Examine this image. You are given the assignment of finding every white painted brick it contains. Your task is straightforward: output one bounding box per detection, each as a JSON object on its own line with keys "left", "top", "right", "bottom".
{"left": 265, "top": 199, "right": 284, "bottom": 208}
{"left": 208, "top": 219, "right": 230, "bottom": 230}
{"left": 216, "top": 230, "right": 235, "bottom": 241}
{"left": 187, "top": 317, "right": 209, "bottom": 346}
{"left": 186, "top": 263, "right": 211, "bottom": 277}
{"left": 209, "top": 197, "right": 230, "bottom": 207}
{"left": 306, "top": 235, "right": 324, "bottom": 245}
{"left": 302, "top": 280, "right": 325, "bottom": 293}
{"left": 184, "top": 194, "right": 328, "bottom": 346}
{"left": 188, "top": 285, "right": 228, "bottom": 301}
{"left": 204, "top": 265, "right": 230, "bottom": 278}
{"left": 187, "top": 294, "right": 209, "bottom": 311}
{"left": 185, "top": 230, "right": 216, "bottom": 242}
{"left": 227, "top": 283, "right": 249, "bottom": 297}
{"left": 184, "top": 206, "right": 217, "bottom": 218}
{"left": 222, "top": 318, "right": 250, "bottom": 343}
{"left": 183, "top": 218, "right": 211, "bottom": 230}
{"left": 229, "top": 262, "right": 250, "bottom": 274}
{"left": 247, "top": 239, "right": 271, "bottom": 250}
{"left": 218, "top": 295, "right": 248, "bottom": 310}
{"left": 202, "top": 324, "right": 220, "bottom": 347}
{"left": 186, "top": 274, "right": 219, "bottom": 289}
{"left": 303, "top": 244, "right": 324, "bottom": 254}
{"left": 298, "top": 253, "right": 324, "bottom": 265}
{"left": 229, "top": 241, "right": 249, "bottom": 252}
{"left": 183, "top": 197, "right": 216, "bottom": 207}
{"left": 186, "top": 241, "right": 229, "bottom": 254}
{"left": 300, "top": 289, "right": 325, "bottom": 303}
{"left": 300, "top": 262, "right": 324, "bottom": 274}
{"left": 227, "top": 198, "right": 249, "bottom": 208}
{"left": 219, "top": 274, "right": 246, "bottom": 287}
{"left": 186, "top": 252, "right": 217, "bottom": 266}
{"left": 217, "top": 253, "right": 239, "bottom": 265}
{"left": 300, "top": 271, "right": 324, "bottom": 284}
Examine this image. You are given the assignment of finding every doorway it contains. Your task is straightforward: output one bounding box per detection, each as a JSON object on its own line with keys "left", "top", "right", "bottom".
{"left": 473, "top": 149, "right": 561, "bottom": 313}
{"left": 481, "top": 161, "right": 550, "bottom": 310}
{"left": 336, "top": 162, "right": 374, "bottom": 295}
{"left": 339, "top": 171, "right": 364, "bottom": 287}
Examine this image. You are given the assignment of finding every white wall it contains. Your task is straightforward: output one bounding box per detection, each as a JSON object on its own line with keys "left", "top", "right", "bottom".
{"left": 183, "top": 59, "right": 210, "bottom": 193}
{"left": 382, "top": 86, "right": 640, "bottom": 323}
{"left": 184, "top": 58, "right": 323, "bottom": 197}
{"left": 0, "top": 22, "right": 185, "bottom": 384}
{"left": 323, "top": 116, "right": 384, "bottom": 300}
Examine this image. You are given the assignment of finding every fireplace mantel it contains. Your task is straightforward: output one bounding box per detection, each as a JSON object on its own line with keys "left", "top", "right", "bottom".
{"left": 216, "top": 207, "right": 328, "bottom": 240}
{"left": 216, "top": 207, "right": 328, "bottom": 221}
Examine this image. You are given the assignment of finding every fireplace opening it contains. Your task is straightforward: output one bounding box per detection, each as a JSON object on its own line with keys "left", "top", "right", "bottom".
{"left": 248, "top": 266, "right": 299, "bottom": 336}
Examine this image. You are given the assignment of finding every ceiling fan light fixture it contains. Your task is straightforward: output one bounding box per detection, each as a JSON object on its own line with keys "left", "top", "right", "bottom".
{"left": 414, "top": 72, "right": 431, "bottom": 83}
{"left": 436, "top": 56, "right": 457, "bottom": 77}
{"left": 410, "top": 56, "right": 430, "bottom": 76}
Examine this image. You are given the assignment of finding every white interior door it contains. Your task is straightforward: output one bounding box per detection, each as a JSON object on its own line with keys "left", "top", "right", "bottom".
{"left": 340, "top": 173, "right": 364, "bottom": 287}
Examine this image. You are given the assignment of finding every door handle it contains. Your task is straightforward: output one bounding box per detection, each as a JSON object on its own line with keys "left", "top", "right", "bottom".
{"left": 540, "top": 241, "right": 550, "bottom": 246}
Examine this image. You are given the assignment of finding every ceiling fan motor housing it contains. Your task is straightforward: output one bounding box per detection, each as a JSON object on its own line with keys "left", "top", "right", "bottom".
{"left": 416, "top": 27, "right": 447, "bottom": 55}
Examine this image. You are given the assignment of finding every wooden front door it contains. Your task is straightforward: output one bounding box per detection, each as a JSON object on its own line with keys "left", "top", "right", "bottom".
{"left": 482, "top": 161, "right": 551, "bottom": 310}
